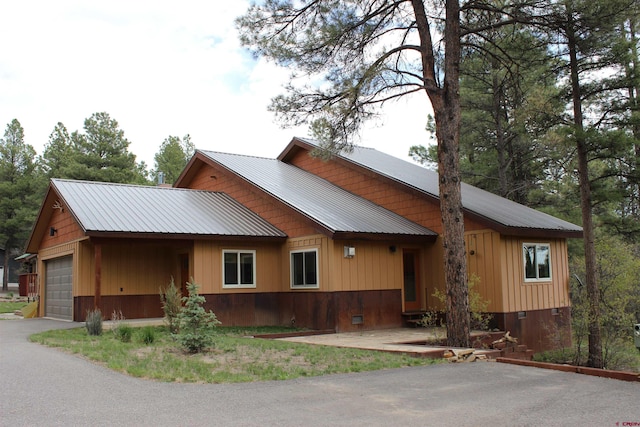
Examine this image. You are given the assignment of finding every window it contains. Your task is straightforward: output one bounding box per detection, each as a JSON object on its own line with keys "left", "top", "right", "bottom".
{"left": 523, "top": 243, "right": 551, "bottom": 281}
{"left": 223, "top": 250, "right": 256, "bottom": 288}
{"left": 291, "top": 249, "right": 318, "bottom": 288}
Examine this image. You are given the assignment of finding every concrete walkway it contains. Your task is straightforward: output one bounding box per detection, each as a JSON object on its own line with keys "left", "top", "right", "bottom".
{"left": 278, "top": 328, "right": 456, "bottom": 357}
{"left": 1, "top": 318, "right": 639, "bottom": 426}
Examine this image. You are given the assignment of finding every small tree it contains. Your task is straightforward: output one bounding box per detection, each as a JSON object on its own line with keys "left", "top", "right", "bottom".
{"left": 160, "top": 277, "right": 182, "bottom": 334}
{"left": 174, "top": 279, "right": 221, "bottom": 353}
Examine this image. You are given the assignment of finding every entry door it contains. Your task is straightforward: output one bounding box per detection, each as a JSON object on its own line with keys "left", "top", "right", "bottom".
{"left": 403, "top": 250, "right": 421, "bottom": 312}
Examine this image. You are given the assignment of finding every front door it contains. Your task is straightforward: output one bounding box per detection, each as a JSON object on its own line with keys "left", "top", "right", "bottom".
{"left": 403, "top": 250, "right": 421, "bottom": 312}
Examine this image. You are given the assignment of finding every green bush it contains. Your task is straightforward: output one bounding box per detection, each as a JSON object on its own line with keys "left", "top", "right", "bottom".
{"left": 139, "top": 326, "right": 156, "bottom": 345}
{"left": 113, "top": 323, "right": 133, "bottom": 342}
{"left": 160, "top": 277, "right": 182, "bottom": 334}
{"left": 174, "top": 279, "right": 221, "bottom": 353}
{"left": 85, "top": 309, "right": 103, "bottom": 336}
{"left": 110, "top": 310, "right": 133, "bottom": 342}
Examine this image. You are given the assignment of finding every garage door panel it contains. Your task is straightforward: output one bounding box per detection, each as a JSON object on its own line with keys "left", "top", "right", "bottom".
{"left": 45, "top": 256, "right": 73, "bottom": 320}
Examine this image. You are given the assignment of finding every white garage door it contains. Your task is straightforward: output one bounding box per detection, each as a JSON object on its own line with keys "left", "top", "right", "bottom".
{"left": 45, "top": 256, "right": 73, "bottom": 320}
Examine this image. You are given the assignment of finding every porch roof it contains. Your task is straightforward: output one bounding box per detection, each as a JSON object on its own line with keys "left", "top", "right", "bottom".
{"left": 49, "top": 179, "right": 287, "bottom": 239}
{"left": 198, "top": 151, "right": 437, "bottom": 239}
{"left": 282, "top": 138, "right": 583, "bottom": 238}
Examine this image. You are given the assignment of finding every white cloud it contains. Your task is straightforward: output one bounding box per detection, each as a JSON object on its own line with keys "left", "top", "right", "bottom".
{"left": 0, "top": 1, "right": 434, "bottom": 169}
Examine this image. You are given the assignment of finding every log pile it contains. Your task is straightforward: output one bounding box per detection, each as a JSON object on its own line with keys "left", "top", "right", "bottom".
{"left": 491, "top": 331, "right": 518, "bottom": 346}
{"left": 443, "top": 348, "right": 489, "bottom": 363}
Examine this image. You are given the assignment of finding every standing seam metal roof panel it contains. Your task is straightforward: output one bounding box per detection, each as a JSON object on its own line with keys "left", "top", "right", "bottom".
{"left": 51, "top": 179, "right": 286, "bottom": 237}
{"left": 199, "top": 150, "right": 436, "bottom": 237}
{"left": 295, "top": 137, "right": 582, "bottom": 233}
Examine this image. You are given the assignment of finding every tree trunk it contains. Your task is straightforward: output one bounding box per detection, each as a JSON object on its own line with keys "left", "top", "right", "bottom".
{"left": 411, "top": 0, "right": 470, "bottom": 347}
{"left": 567, "top": 14, "right": 603, "bottom": 369}
{"left": 438, "top": 0, "right": 471, "bottom": 348}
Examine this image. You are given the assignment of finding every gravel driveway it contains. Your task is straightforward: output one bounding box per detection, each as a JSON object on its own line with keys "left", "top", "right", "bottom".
{"left": 1, "top": 319, "right": 638, "bottom": 426}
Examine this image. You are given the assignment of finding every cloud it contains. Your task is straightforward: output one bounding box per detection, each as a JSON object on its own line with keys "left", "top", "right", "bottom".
{"left": 0, "top": 1, "right": 434, "bottom": 169}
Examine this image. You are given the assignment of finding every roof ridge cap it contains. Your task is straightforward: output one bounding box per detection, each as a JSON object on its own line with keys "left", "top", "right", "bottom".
{"left": 199, "top": 149, "right": 276, "bottom": 161}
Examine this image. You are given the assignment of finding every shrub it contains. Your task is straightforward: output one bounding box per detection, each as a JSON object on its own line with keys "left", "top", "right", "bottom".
{"left": 138, "top": 326, "right": 156, "bottom": 345}
{"left": 160, "top": 277, "right": 182, "bottom": 334}
{"left": 114, "top": 324, "right": 133, "bottom": 342}
{"left": 420, "top": 275, "right": 492, "bottom": 332}
{"left": 111, "top": 310, "right": 133, "bottom": 342}
{"left": 85, "top": 309, "right": 103, "bottom": 336}
{"left": 174, "top": 279, "right": 221, "bottom": 353}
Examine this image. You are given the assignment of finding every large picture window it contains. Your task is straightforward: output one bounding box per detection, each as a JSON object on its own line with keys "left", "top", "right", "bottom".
{"left": 291, "top": 249, "right": 318, "bottom": 288}
{"left": 223, "top": 250, "right": 256, "bottom": 288}
{"left": 523, "top": 243, "right": 551, "bottom": 281}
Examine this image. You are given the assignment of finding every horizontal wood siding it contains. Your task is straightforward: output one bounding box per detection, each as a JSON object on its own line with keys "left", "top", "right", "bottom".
{"left": 500, "top": 237, "right": 570, "bottom": 313}
{"left": 188, "top": 162, "right": 317, "bottom": 237}
{"left": 288, "top": 150, "right": 486, "bottom": 233}
{"left": 193, "top": 240, "right": 284, "bottom": 293}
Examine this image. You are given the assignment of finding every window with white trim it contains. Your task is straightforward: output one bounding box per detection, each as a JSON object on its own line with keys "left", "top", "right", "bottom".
{"left": 523, "top": 243, "right": 551, "bottom": 281}
{"left": 223, "top": 250, "right": 256, "bottom": 288}
{"left": 290, "top": 249, "right": 318, "bottom": 288}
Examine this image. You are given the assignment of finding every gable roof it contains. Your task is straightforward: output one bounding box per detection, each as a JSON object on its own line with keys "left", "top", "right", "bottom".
{"left": 281, "top": 137, "right": 583, "bottom": 238}
{"left": 197, "top": 150, "right": 437, "bottom": 240}
{"left": 26, "top": 179, "right": 286, "bottom": 252}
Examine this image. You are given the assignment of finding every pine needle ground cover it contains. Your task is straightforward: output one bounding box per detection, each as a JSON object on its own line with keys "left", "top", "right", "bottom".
{"left": 30, "top": 326, "right": 440, "bottom": 383}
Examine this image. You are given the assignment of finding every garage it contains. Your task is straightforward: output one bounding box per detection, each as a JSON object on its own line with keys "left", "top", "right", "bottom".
{"left": 45, "top": 256, "right": 73, "bottom": 320}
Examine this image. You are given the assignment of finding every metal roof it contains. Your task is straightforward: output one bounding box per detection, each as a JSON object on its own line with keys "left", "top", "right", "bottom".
{"left": 293, "top": 138, "right": 583, "bottom": 234}
{"left": 51, "top": 179, "right": 286, "bottom": 238}
{"left": 198, "top": 151, "right": 437, "bottom": 238}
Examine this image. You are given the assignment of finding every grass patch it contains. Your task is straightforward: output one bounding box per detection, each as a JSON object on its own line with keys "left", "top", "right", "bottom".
{"left": 0, "top": 301, "right": 28, "bottom": 313}
{"left": 30, "top": 326, "right": 440, "bottom": 383}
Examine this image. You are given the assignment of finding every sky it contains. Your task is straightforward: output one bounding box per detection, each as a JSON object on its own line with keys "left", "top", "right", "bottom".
{"left": 0, "top": 1, "right": 434, "bottom": 169}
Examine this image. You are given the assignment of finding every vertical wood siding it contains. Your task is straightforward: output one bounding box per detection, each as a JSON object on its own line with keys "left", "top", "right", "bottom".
{"left": 327, "top": 240, "right": 404, "bottom": 292}
{"left": 499, "top": 237, "right": 570, "bottom": 312}
{"left": 465, "top": 230, "right": 503, "bottom": 312}
{"left": 193, "top": 240, "right": 284, "bottom": 293}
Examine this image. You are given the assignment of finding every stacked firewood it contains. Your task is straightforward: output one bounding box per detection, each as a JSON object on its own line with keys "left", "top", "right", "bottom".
{"left": 443, "top": 348, "right": 489, "bottom": 363}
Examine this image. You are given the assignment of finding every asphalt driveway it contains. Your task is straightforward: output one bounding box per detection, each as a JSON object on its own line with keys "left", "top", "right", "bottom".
{"left": 1, "top": 319, "right": 638, "bottom": 426}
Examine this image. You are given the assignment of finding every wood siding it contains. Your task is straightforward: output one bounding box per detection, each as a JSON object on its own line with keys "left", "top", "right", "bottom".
{"left": 465, "top": 230, "right": 503, "bottom": 312}
{"left": 40, "top": 202, "right": 85, "bottom": 250}
{"left": 500, "top": 237, "right": 570, "bottom": 312}
{"left": 193, "top": 240, "right": 283, "bottom": 293}
{"left": 327, "top": 240, "right": 403, "bottom": 292}
{"left": 187, "top": 162, "right": 318, "bottom": 238}
{"left": 287, "top": 150, "right": 487, "bottom": 233}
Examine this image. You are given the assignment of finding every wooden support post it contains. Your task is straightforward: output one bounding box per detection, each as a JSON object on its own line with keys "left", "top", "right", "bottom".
{"left": 94, "top": 243, "right": 101, "bottom": 310}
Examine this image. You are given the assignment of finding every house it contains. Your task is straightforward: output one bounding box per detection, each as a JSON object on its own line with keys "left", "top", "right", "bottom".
{"left": 25, "top": 137, "right": 582, "bottom": 352}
